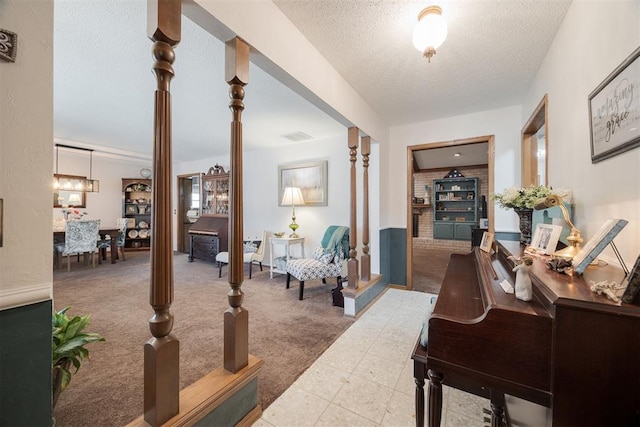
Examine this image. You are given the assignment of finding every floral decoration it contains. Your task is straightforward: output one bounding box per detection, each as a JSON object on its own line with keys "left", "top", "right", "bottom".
{"left": 493, "top": 185, "right": 554, "bottom": 210}
{"left": 62, "top": 208, "right": 88, "bottom": 220}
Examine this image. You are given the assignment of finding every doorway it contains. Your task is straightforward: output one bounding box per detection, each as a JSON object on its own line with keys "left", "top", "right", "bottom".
{"left": 177, "top": 173, "right": 201, "bottom": 253}
{"left": 406, "top": 135, "right": 495, "bottom": 291}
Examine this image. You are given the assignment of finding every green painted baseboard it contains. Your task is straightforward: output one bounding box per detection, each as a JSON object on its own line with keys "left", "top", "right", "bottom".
{"left": 0, "top": 300, "right": 53, "bottom": 426}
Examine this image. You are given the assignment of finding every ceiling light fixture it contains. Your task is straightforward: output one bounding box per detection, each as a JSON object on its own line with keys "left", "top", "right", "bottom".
{"left": 53, "top": 144, "right": 100, "bottom": 193}
{"left": 454, "top": 152, "right": 461, "bottom": 157}
{"left": 412, "top": 5, "right": 448, "bottom": 62}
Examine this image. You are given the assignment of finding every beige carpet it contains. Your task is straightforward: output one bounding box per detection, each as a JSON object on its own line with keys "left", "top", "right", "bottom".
{"left": 52, "top": 251, "right": 354, "bottom": 426}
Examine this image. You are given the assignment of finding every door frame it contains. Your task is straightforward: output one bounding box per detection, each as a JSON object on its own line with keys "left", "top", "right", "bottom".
{"left": 406, "top": 135, "right": 495, "bottom": 290}
{"left": 176, "top": 172, "right": 201, "bottom": 253}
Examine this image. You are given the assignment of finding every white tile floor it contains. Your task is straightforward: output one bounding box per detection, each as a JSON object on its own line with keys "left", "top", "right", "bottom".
{"left": 255, "top": 288, "right": 490, "bottom": 427}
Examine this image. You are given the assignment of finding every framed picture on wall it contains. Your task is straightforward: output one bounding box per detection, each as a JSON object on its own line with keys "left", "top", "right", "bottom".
{"left": 588, "top": 46, "right": 640, "bottom": 163}
{"left": 278, "top": 160, "right": 328, "bottom": 206}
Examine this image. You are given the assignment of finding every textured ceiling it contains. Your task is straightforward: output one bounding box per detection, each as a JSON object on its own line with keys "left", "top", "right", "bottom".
{"left": 273, "top": 0, "right": 572, "bottom": 126}
{"left": 53, "top": 0, "right": 572, "bottom": 163}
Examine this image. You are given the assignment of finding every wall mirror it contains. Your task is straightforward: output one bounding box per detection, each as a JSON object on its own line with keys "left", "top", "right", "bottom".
{"left": 522, "top": 94, "right": 548, "bottom": 187}
{"left": 53, "top": 174, "right": 87, "bottom": 208}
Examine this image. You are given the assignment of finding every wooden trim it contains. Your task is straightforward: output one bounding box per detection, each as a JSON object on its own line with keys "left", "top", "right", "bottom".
{"left": 145, "top": 1, "right": 181, "bottom": 424}
{"left": 127, "top": 355, "right": 264, "bottom": 427}
{"left": 521, "top": 94, "right": 548, "bottom": 187}
{"left": 413, "top": 163, "right": 489, "bottom": 173}
{"left": 406, "top": 135, "right": 495, "bottom": 288}
{"left": 410, "top": 135, "right": 494, "bottom": 152}
{"left": 236, "top": 406, "right": 263, "bottom": 427}
{"left": 348, "top": 127, "right": 360, "bottom": 288}
{"left": 406, "top": 147, "right": 414, "bottom": 290}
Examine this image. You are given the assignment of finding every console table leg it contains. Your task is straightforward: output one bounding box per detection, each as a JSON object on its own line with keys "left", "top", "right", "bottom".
{"left": 427, "top": 370, "right": 443, "bottom": 427}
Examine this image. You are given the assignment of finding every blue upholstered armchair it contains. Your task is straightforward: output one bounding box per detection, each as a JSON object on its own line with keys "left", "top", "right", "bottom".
{"left": 285, "top": 226, "right": 349, "bottom": 304}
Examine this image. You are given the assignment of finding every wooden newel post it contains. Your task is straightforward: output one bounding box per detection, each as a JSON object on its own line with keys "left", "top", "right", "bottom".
{"left": 224, "top": 37, "right": 249, "bottom": 373}
{"left": 361, "top": 136, "right": 371, "bottom": 282}
{"left": 145, "top": 1, "right": 181, "bottom": 425}
{"left": 347, "top": 127, "right": 359, "bottom": 288}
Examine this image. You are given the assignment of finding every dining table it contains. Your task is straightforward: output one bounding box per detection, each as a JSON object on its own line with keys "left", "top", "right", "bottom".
{"left": 53, "top": 227, "right": 120, "bottom": 265}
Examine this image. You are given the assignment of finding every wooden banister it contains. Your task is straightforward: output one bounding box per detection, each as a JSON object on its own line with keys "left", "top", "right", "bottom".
{"left": 347, "top": 127, "right": 359, "bottom": 288}
{"left": 224, "top": 37, "right": 249, "bottom": 373}
{"left": 145, "top": 1, "right": 181, "bottom": 425}
{"left": 361, "top": 135, "right": 371, "bottom": 281}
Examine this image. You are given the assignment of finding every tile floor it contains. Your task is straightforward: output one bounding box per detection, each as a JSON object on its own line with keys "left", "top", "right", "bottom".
{"left": 255, "top": 288, "right": 490, "bottom": 427}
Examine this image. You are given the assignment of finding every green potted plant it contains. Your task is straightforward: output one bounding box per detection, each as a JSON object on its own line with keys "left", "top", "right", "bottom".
{"left": 52, "top": 306, "right": 105, "bottom": 408}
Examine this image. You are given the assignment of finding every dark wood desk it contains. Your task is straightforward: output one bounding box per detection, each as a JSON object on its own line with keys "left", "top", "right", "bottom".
{"left": 413, "top": 241, "right": 640, "bottom": 426}
{"left": 54, "top": 228, "right": 119, "bottom": 265}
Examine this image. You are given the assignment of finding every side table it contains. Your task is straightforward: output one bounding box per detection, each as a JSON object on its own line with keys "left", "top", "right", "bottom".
{"left": 269, "top": 236, "right": 305, "bottom": 278}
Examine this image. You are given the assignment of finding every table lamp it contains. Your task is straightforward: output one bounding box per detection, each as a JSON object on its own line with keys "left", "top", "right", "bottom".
{"left": 534, "top": 194, "right": 583, "bottom": 260}
{"left": 281, "top": 187, "right": 305, "bottom": 238}
{"left": 68, "top": 193, "right": 82, "bottom": 207}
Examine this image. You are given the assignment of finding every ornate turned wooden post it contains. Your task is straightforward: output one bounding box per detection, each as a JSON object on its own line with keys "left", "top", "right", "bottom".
{"left": 224, "top": 37, "right": 249, "bottom": 373}
{"left": 360, "top": 135, "right": 371, "bottom": 282}
{"left": 145, "top": 1, "right": 181, "bottom": 425}
{"left": 347, "top": 127, "right": 359, "bottom": 289}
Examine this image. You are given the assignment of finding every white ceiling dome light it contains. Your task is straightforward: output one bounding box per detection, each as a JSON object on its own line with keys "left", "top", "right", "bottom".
{"left": 412, "top": 5, "right": 448, "bottom": 62}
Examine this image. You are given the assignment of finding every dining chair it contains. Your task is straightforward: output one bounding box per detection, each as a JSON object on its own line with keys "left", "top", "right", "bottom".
{"left": 97, "top": 218, "right": 128, "bottom": 263}
{"left": 54, "top": 219, "right": 101, "bottom": 272}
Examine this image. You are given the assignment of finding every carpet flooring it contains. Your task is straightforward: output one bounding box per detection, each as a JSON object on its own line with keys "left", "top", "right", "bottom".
{"left": 52, "top": 251, "right": 354, "bottom": 426}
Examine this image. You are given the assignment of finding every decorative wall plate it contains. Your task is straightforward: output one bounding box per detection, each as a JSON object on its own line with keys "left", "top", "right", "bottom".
{"left": 140, "top": 168, "right": 152, "bottom": 178}
{"left": 128, "top": 229, "right": 139, "bottom": 238}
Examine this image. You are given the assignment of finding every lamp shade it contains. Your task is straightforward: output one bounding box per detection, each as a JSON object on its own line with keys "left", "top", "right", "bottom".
{"left": 68, "top": 193, "right": 82, "bottom": 205}
{"left": 413, "top": 6, "right": 448, "bottom": 53}
{"left": 281, "top": 187, "right": 305, "bottom": 206}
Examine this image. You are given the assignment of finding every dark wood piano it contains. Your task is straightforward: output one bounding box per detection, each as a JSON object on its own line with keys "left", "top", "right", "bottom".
{"left": 412, "top": 240, "right": 640, "bottom": 426}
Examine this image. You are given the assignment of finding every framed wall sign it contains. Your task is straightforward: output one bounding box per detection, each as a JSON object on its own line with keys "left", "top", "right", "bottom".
{"left": 589, "top": 46, "right": 640, "bottom": 163}
{"left": 278, "top": 160, "right": 328, "bottom": 206}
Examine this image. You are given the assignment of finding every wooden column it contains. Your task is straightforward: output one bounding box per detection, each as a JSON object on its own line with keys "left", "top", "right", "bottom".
{"left": 360, "top": 136, "right": 371, "bottom": 282}
{"left": 224, "top": 37, "right": 249, "bottom": 373}
{"left": 347, "top": 127, "right": 359, "bottom": 288}
{"left": 145, "top": 1, "right": 181, "bottom": 425}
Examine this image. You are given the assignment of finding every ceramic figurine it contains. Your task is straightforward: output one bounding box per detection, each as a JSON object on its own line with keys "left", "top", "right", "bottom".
{"left": 513, "top": 256, "right": 534, "bottom": 301}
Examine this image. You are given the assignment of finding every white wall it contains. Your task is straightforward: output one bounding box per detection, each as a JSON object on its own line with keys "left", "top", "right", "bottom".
{"left": 387, "top": 105, "right": 523, "bottom": 232}
{"left": 52, "top": 146, "right": 152, "bottom": 229}
{"left": 523, "top": 0, "right": 640, "bottom": 267}
{"left": 175, "top": 136, "right": 381, "bottom": 274}
{"left": 0, "top": 0, "right": 54, "bottom": 310}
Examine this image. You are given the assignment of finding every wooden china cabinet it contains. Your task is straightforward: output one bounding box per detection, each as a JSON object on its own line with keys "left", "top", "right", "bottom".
{"left": 122, "top": 178, "right": 152, "bottom": 250}
{"left": 188, "top": 165, "right": 229, "bottom": 263}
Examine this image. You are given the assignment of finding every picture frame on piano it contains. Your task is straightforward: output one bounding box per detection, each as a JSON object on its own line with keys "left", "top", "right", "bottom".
{"left": 479, "top": 231, "right": 494, "bottom": 253}
{"left": 621, "top": 254, "right": 640, "bottom": 305}
{"left": 530, "top": 223, "right": 562, "bottom": 255}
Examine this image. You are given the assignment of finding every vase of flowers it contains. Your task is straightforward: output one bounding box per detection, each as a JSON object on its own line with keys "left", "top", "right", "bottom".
{"left": 493, "top": 185, "right": 553, "bottom": 244}
{"left": 61, "top": 208, "right": 88, "bottom": 220}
